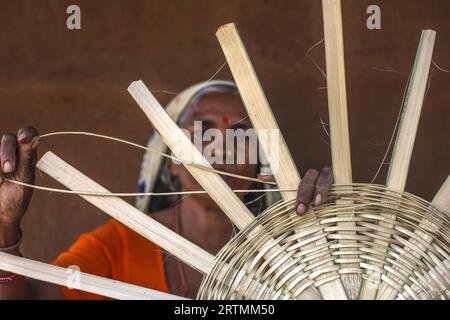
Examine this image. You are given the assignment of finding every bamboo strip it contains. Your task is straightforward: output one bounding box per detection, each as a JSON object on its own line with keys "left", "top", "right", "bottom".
{"left": 322, "top": 0, "right": 352, "bottom": 185}
{"left": 128, "top": 81, "right": 255, "bottom": 231}
{"left": 0, "top": 252, "right": 185, "bottom": 300}
{"left": 378, "top": 175, "right": 450, "bottom": 299}
{"left": 322, "top": 0, "right": 358, "bottom": 299}
{"left": 137, "top": 80, "right": 236, "bottom": 211}
{"left": 386, "top": 30, "right": 436, "bottom": 192}
{"left": 432, "top": 175, "right": 450, "bottom": 214}
{"left": 359, "top": 29, "right": 436, "bottom": 299}
{"left": 37, "top": 151, "right": 215, "bottom": 275}
{"left": 216, "top": 23, "right": 346, "bottom": 299}
{"left": 216, "top": 22, "right": 300, "bottom": 201}
{"left": 128, "top": 81, "right": 325, "bottom": 299}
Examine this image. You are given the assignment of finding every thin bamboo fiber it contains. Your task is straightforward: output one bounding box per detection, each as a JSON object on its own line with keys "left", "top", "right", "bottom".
{"left": 322, "top": 0, "right": 359, "bottom": 299}
{"left": 380, "top": 175, "right": 450, "bottom": 299}
{"left": 37, "top": 151, "right": 215, "bottom": 275}
{"left": 359, "top": 29, "right": 436, "bottom": 299}
{"left": 216, "top": 23, "right": 326, "bottom": 300}
{"left": 128, "top": 81, "right": 328, "bottom": 299}
{"left": 37, "top": 131, "right": 274, "bottom": 188}
{"left": 198, "top": 184, "right": 449, "bottom": 300}
{"left": 0, "top": 251, "right": 185, "bottom": 300}
{"left": 5, "top": 177, "right": 293, "bottom": 198}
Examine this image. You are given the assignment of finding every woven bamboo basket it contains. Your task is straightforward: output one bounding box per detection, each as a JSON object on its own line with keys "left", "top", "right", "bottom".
{"left": 198, "top": 184, "right": 449, "bottom": 300}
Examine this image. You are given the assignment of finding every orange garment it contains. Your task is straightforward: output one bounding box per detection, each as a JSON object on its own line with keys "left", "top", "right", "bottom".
{"left": 52, "top": 219, "right": 169, "bottom": 300}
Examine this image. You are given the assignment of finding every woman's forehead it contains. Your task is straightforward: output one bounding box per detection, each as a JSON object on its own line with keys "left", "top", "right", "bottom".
{"left": 183, "top": 91, "right": 248, "bottom": 121}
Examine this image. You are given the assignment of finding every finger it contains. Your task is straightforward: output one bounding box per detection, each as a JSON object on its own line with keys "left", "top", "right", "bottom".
{"left": 0, "top": 133, "right": 18, "bottom": 174}
{"left": 16, "top": 126, "right": 39, "bottom": 183}
{"left": 314, "top": 166, "right": 334, "bottom": 206}
{"left": 296, "top": 168, "right": 320, "bottom": 215}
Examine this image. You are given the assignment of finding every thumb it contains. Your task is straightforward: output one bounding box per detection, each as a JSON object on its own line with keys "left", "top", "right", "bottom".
{"left": 15, "top": 126, "right": 39, "bottom": 183}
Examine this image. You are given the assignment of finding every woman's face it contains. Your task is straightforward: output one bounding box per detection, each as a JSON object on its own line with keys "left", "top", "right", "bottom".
{"left": 170, "top": 90, "right": 258, "bottom": 201}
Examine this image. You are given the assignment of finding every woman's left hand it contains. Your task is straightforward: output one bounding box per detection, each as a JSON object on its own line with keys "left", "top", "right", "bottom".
{"left": 295, "top": 167, "right": 333, "bottom": 215}
{"left": 258, "top": 166, "right": 334, "bottom": 215}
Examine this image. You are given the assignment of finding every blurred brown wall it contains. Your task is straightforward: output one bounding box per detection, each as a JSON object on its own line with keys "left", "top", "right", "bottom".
{"left": 0, "top": 0, "right": 448, "bottom": 262}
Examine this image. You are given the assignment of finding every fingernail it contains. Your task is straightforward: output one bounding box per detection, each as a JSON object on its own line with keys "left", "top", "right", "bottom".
{"left": 18, "top": 133, "right": 29, "bottom": 144}
{"left": 314, "top": 193, "right": 323, "bottom": 206}
{"left": 297, "top": 203, "right": 306, "bottom": 215}
{"left": 3, "top": 161, "right": 13, "bottom": 173}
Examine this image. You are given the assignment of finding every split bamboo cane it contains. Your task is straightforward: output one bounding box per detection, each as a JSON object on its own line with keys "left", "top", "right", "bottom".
{"left": 0, "top": 251, "right": 185, "bottom": 300}
{"left": 432, "top": 175, "right": 450, "bottom": 214}
{"left": 216, "top": 23, "right": 299, "bottom": 202}
{"left": 322, "top": 0, "right": 359, "bottom": 299}
{"left": 359, "top": 29, "right": 436, "bottom": 299}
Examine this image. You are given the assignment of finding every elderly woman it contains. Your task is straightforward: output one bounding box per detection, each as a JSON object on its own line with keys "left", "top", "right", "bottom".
{"left": 0, "top": 81, "right": 333, "bottom": 299}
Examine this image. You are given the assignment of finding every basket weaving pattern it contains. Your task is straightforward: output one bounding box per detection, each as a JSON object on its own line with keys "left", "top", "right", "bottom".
{"left": 198, "top": 184, "right": 449, "bottom": 300}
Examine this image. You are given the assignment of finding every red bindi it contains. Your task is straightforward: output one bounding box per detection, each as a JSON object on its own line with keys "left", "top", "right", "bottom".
{"left": 222, "top": 116, "right": 230, "bottom": 126}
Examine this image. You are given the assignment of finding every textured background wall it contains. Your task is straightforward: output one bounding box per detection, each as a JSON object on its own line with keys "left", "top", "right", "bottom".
{"left": 0, "top": 0, "right": 448, "bottom": 262}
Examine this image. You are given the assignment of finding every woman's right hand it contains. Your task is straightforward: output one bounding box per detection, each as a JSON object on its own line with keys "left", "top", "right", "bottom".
{"left": 0, "top": 127, "right": 39, "bottom": 241}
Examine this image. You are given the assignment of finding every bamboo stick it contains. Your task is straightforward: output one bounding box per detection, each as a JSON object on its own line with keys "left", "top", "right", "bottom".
{"left": 378, "top": 175, "right": 450, "bottom": 299}
{"left": 137, "top": 80, "right": 235, "bottom": 212}
{"left": 0, "top": 251, "right": 185, "bottom": 300}
{"left": 431, "top": 175, "right": 450, "bottom": 214}
{"left": 322, "top": 0, "right": 352, "bottom": 186}
{"left": 216, "top": 23, "right": 300, "bottom": 201}
{"left": 37, "top": 152, "right": 215, "bottom": 275}
{"left": 129, "top": 81, "right": 255, "bottom": 231}
{"left": 216, "top": 23, "right": 346, "bottom": 300}
{"left": 322, "top": 0, "right": 359, "bottom": 299}
{"left": 386, "top": 30, "right": 436, "bottom": 192}
{"left": 128, "top": 81, "right": 328, "bottom": 299}
{"left": 359, "top": 29, "right": 436, "bottom": 299}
